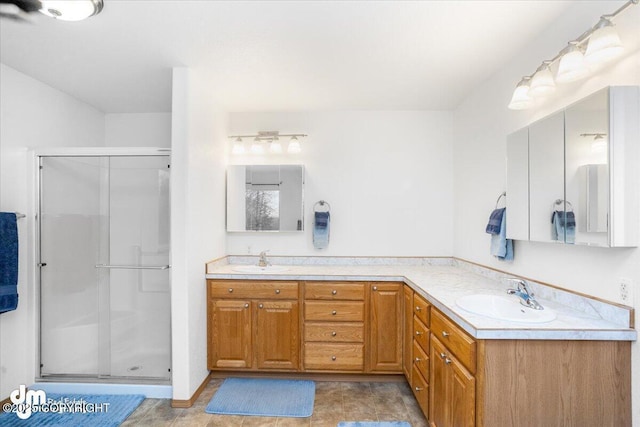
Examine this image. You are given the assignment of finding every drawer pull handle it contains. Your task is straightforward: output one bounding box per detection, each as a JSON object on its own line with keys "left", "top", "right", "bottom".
{"left": 332, "top": 310, "right": 337, "bottom": 315}
{"left": 415, "top": 331, "right": 423, "bottom": 336}
{"left": 275, "top": 289, "right": 280, "bottom": 294}
{"left": 244, "top": 303, "right": 249, "bottom": 308}
{"left": 440, "top": 352, "right": 446, "bottom": 359}
{"left": 445, "top": 358, "right": 452, "bottom": 365}
{"left": 373, "top": 286, "right": 378, "bottom": 291}
{"left": 259, "top": 304, "right": 263, "bottom": 309}
{"left": 228, "top": 288, "right": 233, "bottom": 293}
{"left": 332, "top": 290, "right": 337, "bottom": 295}
{"left": 415, "top": 386, "right": 424, "bottom": 392}
{"left": 331, "top": 356, "right": 337, "bottom": 361}
{"left": 415, "top": 357, "right": 421, "bottom": 362}
{"left": 331, "top": 331, "right": 337, "bottom": 337}
{"left": 442, "top": 331, "right": 450, "bottom": 337}
{"left": 415, "top": 306, "right": 421, "bottom": 312}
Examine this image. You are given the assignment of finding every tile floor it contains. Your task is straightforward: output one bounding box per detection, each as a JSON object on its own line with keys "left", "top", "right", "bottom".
{"left": 121, "top": 379, "right": 429, "bottom": 427}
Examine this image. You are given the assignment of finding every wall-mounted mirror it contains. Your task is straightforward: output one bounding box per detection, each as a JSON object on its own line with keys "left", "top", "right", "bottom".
{"left": 227, "top": 165, "right": 304, "bottom": 232}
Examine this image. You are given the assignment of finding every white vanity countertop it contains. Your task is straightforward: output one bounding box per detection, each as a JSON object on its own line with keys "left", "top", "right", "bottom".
{"left": 205, "top": 261, "right": 636, "bottom": 341}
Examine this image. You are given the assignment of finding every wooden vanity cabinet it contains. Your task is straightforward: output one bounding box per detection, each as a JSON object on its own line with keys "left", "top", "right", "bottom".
{"left": 410, "top": 292, "right": 431, "bottom": 421}
{"left": 368, "top": 282, "right": 403, "bottom": 372}
{"left": 402, "top": 286, "right": 414, "bottom": 380}
{"left": 208, "top": 280, "right": 300, "bottom": 371}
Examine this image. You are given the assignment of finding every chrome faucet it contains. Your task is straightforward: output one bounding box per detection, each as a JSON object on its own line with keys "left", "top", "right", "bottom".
{"left": 506, "top": 278, "right": 544, "bottom": 310}
{"left": 258, "top": 250, "right": 270, "bottom": 267}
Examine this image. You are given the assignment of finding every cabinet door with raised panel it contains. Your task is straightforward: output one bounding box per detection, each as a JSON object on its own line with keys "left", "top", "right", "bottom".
{"left": 209, "top": 300, "right": 252, "bottom": 369}
{"left": 403, "top": 285, "right": 414, "bottom": 380}
{"left": 368, "top": 282, "right": 403, "bottom": 372}
{"left": 430, "top": 336, "right": 448, "bottom": 427}
{"left": 256, "top": 300, "right": 300, "bottom": 370}
{"left": 450, "top": 355, "right": 475, "bottom": 427}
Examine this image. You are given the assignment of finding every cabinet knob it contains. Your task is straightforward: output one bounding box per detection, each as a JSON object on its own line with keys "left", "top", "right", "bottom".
{"left": 332, "top": 290, "right": 337, "bottom": 295}
{"left": 445, "top": 358, "right": 452, "bottom": 365}
{"left": 415, "top": 357, "right": 421, "bottom": 362}
{"left": 275, "top": 289, "right": 280, "bottom": 294}
{"left": 331, "top": 331, "right": 337, "bottom": 337}
{"left": 228, "top": 288, "right": 233, "bottom": 293}
{"left": 415, "top": 306, "right": 421, "bottom": 312}
{"left": 442, "top": 331, "right": 450, "bottom": 337}
{"left": 415, "top": 386, "right": 424, "bottom": 391}
{"left": 331, "top": 356, "right": 337, "bottom": 361}
{"left": 332, "top": 310, "right": 337, "bottom": 315}
{"left": 244, "top": 303, "right": 249, "bottom": 308}
{"left": 373, "top": 286, "right": 378, "bottom": 291}
{"left": 415, "top": 331, "right": 423, "bottom": 336}
{"left": 259, "top": 303, "right": 263, "bottom": 309}
{"left": 440, "top": 352, "right": 446, "bottom": 359}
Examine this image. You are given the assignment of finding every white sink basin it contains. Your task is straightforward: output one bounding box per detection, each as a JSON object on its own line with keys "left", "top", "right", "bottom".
{"left": 231, "top": 265, "right": 289, "bottom": 273}
{"left": 456, "top": 294, "right": 557, "bottom": 323}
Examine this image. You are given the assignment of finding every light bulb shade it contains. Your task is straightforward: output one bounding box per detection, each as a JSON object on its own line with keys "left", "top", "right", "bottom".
{"left": 231, "top": 138, "right": 245, "bottom": 155}
{"left": 287, "top": 136, "right": 302, "bottom": 153}
{"left": 251, "top": 139, "right": 264, "bottom": 154}
{"left": 556, "top": 43, "right": 589, "bottom": 83}
{"left": 39, "top": 0, "right": 103, "bottom": 21}
{"left": 508, "top": 77, "right": 533, "bottom": 110}
{"left": 591, "top": 135, "right": 608, "bottom": 154}
{"left": 529, "top": 64, "right": 556, "bottom": 97}
{"left": 585, "top": 19, "right": 623, "bottom": 65}
{"left": 269, "top": 140, "right": 283, "bottom": 153}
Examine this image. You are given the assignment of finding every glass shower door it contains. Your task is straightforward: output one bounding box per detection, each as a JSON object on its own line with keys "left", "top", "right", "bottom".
{"left": 39, "top": 155, "right": 171, "bottom": 381}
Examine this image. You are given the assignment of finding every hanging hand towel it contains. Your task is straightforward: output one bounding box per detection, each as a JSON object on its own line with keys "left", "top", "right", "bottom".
{"left": 0, "top": 213, "right": 19, "bottom": 314}
{"left": 551, "top": 210, "right": 576, "bottom": 243}
{"left": 313, "top": 211, "right": 330, "bottom": 250}
{"left": 486, "top": 208, "right": 513, "bottom": 261}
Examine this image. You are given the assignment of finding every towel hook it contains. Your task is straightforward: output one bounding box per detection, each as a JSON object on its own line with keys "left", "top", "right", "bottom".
{"left": 495, "top": 192, "right": 506, "bottom": 209}
{"left": 313, "top": 200, "right": 331, "bottom": 212}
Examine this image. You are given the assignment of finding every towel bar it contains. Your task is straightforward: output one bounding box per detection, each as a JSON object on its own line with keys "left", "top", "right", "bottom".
{"left": 495, "top": 192, "right": 506, "bottom": 208}
{"left": 95, "top": 264, "right": 171, "bottom": 270}
{"left": 313, "top": 200, "right": 331, "bottom": 212}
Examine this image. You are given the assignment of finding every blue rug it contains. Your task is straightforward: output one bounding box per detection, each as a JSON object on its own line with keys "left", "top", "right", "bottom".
{"left": 0, "top": 393, "right": 145, "bottom": 426}
{"left": 205, "top": 378, "right": 315, "bottom": 417}
{"left": 338, "top": 423, "right": 412, "bottom": 427}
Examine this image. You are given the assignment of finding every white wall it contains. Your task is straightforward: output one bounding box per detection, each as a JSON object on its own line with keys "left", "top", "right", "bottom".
{"left": 226, "top": 111, "right": 454, "bottom": 257}
{"left": 170, "top": 68, "right": 227, "bottom": 400}
{"left": 0, "top": 63, "right": 105, "bottom": 399}
{"left": 105, "top": 113, "right": 171, "bottom": 148}
{"left": 451, "top": 2, "right": 640, "bottom": 424}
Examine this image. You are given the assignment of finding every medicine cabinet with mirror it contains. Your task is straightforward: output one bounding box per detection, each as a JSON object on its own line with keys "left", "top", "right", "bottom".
{"left": 226, "top": 165, "right": 305, "bottom": 232}
{"left": 506, "top": 86, "right": 639, "bottom": 248}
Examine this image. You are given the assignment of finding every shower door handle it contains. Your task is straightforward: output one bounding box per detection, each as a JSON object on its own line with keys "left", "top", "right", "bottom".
{"left": 95, "top": 264, "right": 171, "bottom": 270}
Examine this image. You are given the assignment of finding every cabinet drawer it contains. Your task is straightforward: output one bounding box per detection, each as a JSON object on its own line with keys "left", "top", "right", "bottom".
{"left": 413, "top": 293, "right": 430, "bottom": 326}
{"left": 411, "top": 365, "right": 429, "bottom": 417}
{"left": 413, "top": 316, "right": 430, "bottom": 353}
{"left": 431, "top": 309, "right": 476, "bottom": 374}
{"left": 304, "top": 301, "right": 365, "bottom": 322}
{"left": 304, "top": 343, "right": 364, "bottom": 371}
{"left": 304, "top": 322, "right": 364, "bottom": 343}
{"left": 413, "top": 339, "right": 429, "bottom": 381}
{"left": 305, "top": 282, "right": 365, "bottom": 300}
{"left": 209, "top": 281, "right": 299, "bottom": 299}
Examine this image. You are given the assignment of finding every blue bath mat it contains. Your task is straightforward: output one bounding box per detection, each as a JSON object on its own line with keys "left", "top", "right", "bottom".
{"left": 0, "top": 393, "right": 145, "bottom": 426}
{"left": 205, "top": 378, "right": 315, "bottom": 417}
{"left": 338, "top": 423, "right": 412, "bottom": 427}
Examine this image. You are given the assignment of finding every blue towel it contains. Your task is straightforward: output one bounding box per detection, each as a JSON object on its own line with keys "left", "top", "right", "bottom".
{"left": 0, "top": 213, "right": 19, "bottom": 314}
{"left": 313, "top": 211, "right": 330, "bottom": 249}
{"left": 551, "top": 210, "right": 576, "bottom": 243}
{"left": 485, "top": 208, "right": 505, "bottom": 235}
{"left": 487, "top": 209, "right": 513, "bottom": 261}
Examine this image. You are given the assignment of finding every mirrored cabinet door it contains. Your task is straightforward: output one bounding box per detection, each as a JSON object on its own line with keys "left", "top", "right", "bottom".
{"left": 506, "top": 128, "right": 529, "bottom": 241}
{"left": 529, "top": 111, "right": 565, "bottom": 243}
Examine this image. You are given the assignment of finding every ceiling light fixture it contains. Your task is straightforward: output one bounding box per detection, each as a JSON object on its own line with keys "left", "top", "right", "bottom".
{"left": 39, "top": 0, "right": 103, "bottom": 21}
{"left": 229, "top": 131, "right": 307, "bottom": 155}
{"left": 508, "top": 0, "right": 637, "bottom": 110}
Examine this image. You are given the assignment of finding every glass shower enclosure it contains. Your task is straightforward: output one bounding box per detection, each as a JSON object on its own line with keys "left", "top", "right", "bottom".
{"left": 38, "top": 154, "right": 171, "bottom": 382}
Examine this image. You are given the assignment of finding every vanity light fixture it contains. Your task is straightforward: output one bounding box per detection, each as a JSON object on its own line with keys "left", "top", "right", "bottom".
{"left": 39, "top": 0, "right": 103, "bottom": 21}
{"left": 581, "top": 133, "right": 608, "bottom": 154}
{"left": 229, "top": 131, "right": 307, "bottom": 155}
{"left": 508, "top": 0, "right": 637, "bottom": 110}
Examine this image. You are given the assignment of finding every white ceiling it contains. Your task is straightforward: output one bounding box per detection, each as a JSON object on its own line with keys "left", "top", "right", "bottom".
{"left": 0, "top": 0, "right": 576, "bottom": 113}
